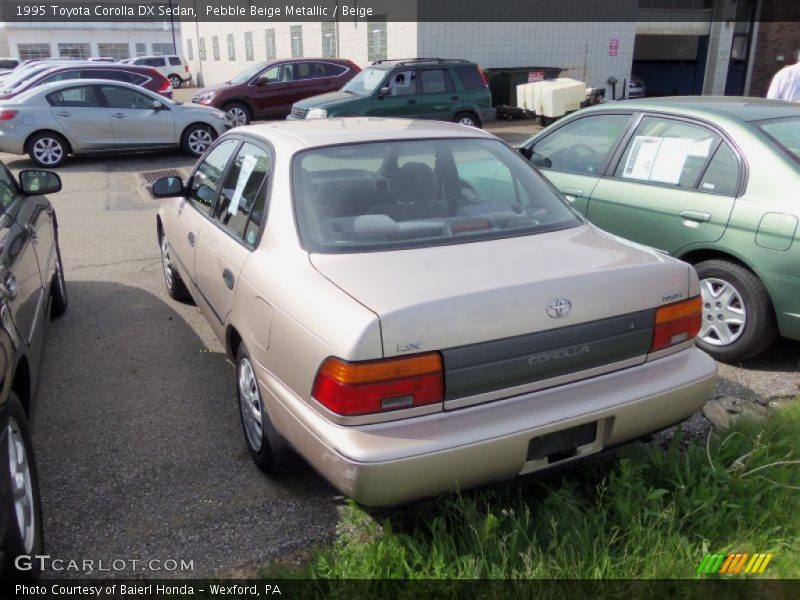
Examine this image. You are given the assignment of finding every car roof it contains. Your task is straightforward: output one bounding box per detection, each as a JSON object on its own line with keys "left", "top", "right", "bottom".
{"left": 369, "top": 58, "right": 475, "bottom": 69}
{"left": 591, "top": 96, "right": 800, "bottom": 123}
{"left": 237, "top": 118, "right": 494, "bottom": 150}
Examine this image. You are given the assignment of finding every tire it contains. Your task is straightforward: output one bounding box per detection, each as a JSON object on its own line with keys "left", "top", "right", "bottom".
{"left": 27, "top": 132, "right": 68, "bottom": 167}
{"left": 453, "top": 111, "right": 481, "bottom": 128}
{"left": 159, "top": 235, "right": 191, "bottom": 302}
{"left": 49, "top": 239, "right": 68, "bottom": 318}
{"left": 180, "top": 124, "right": 215, "bottom": 157}
{"left": 236, "top": 344, "right": 301, "bottom": 474}
{"left": 1, "top": 393, "right": 44, "bottom": 579}
{"left": 168, "top": 74, "right": 182, "bottom": 89}
{"left": 223, "top": 102, "right": 251, "bottom": 127}
{"left": 694, "top": 259, "right": 777, "bottom": 362}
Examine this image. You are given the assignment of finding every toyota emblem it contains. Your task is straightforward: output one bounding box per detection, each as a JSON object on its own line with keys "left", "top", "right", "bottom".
{"left": 546, "top": 298, "right": 572, "bottom": 318}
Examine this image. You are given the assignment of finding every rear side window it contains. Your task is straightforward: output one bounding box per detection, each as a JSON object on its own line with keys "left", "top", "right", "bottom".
{"left": 212, "top": 142, "right": 271, "bottom": 247}
{"left": 169, "top": 57, "right": 182, "bottom": 66}
{"left": 324, "top": 63, "right": 346, "bottom": 77}
{"left": 698, "top": 143, "right": 739, "bottom": 196}
{"left": 188, "top": 139, "right": 239, "bottom": 216}
{"left": 46, "top": 86, "right": 100, "bottom": 108}
{"left": 454, "top": 66, "right": 485, "bottom": 90}
{"left": 144, "top": 57, "right": 166, "bottom": 67}
{"left": 420, "top": 69, "right": 453, "bottom": 94}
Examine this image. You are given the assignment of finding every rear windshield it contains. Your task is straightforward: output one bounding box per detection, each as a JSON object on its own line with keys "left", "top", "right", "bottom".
{"left": 293, "top": 138, "right": 581, "bottom": 253}
{"left": 756, "top": 117, "right": 800, "bottom": 163}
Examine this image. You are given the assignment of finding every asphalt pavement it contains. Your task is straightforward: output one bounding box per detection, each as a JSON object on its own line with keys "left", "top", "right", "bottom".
{"left": 2, "top": 109, "right": 797, "bottom": 578}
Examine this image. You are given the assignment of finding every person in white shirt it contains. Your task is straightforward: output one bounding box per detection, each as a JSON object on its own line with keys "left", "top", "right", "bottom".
{"left": 767, "top": 50, "right": 800, "bottom": 102}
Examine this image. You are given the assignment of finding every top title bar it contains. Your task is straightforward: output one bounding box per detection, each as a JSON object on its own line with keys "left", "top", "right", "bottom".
{"left": 0, "top": 0, "right": 797, "bottom": 23}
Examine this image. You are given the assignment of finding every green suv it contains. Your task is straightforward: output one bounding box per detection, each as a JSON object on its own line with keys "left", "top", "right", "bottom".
{"left": 519, "top": 97, "right": 800, "bottom": 362}
{"left": 288, "top": 58, "right": 494, "bottom": 127}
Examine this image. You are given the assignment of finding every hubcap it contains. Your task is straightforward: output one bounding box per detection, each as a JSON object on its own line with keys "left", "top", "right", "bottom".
{"left": 8, "top": 418, "right": 35, "bottom": 553}
{"left": 458, "top": 117, "right": 475, "bottom": 126}
{"left": 160, "top": 237, "right": 174, "bottom": 289}
{"left": 700, "top": 277, "right": 747, "bottom": 346}
{"left": 32, "top": 138, "right": 63, "bottom": 165}
{"left": 227, "top": 107, "right": 248, "bottom": 127}
{"left": 187, "top": 129, "right": 212, "bottom": 155}
{"left": 238, "top": 358, "right": 263, "bottom": 451}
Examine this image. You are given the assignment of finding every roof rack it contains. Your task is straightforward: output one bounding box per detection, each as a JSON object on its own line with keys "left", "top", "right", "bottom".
{"left": 371, "top": 58, "right": 471, "bottom": 66}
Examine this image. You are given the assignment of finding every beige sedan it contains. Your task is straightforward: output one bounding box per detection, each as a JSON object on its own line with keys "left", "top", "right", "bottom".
{"left": 153, "top": 118, "right": 717, "bottom": 506}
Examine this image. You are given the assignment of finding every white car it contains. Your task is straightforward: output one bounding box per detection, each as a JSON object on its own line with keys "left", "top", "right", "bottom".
{"left": 130, "top": 55, "right": 192, "bottom": 89}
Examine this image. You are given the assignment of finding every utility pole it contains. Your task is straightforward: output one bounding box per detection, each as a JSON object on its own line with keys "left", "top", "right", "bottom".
{"left": 168, "top": 0, "right": 177, "bottom": 53}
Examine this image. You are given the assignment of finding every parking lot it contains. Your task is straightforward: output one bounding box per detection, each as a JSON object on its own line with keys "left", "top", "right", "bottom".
{"left": 3, "top": 106, "right": 798, "bottom": 577}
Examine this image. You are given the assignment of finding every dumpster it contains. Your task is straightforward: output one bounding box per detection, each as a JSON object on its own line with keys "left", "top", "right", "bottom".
{"left": 485, "top": 66, "right": 564, "bottom": 120}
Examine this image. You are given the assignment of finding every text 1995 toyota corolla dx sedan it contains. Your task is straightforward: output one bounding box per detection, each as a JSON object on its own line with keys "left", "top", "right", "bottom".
{"left": 153, "top": 119, "right": 717, "bottom": 506}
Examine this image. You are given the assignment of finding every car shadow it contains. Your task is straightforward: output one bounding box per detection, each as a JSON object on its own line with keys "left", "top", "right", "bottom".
{"left": 1, "top": 149, "right": 197, "bottom": 174}
{"left": 32, "top": 280, "right": 339, "bottom": 578}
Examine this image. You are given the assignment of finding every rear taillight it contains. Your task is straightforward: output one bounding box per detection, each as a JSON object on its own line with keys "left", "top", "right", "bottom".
{"left": 0, "top": 110, "right": 17, "bottom": 120}
{"left": 185, "top": 64, "right": 190, "bottom": 72}
{"left": 650, "top": 296, "right": 702, "bottom": 353}
{"left": 157, "top": 77, "right": 171, "bottom": 93}
{"left": 478, "top": 67, "right": 489, "bottom": 88}
{"left": 311, "top": 353, "right": 444, "bottom": 416}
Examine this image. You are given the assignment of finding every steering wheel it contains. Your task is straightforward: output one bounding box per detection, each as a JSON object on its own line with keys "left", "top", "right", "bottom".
{"left": 563, "top": 143, "right": 601, "bottom": 173}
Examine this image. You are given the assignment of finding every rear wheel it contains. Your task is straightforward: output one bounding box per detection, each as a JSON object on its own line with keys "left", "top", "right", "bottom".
{"left": 694, "top": 259, "right": 777, "bottom": 362}
{"left": 224, "top": 102, "right": 251, "bottom": 127}
{"left": 453, "top": 111, "right": 481, "bottom": 128}
{"left": 1, "top": 393, "right": 44, "bottom": 578}
{"left": 168, "top": 74, "right": 182, "bottom": 89}
{"left": 181, "top": 124, "right": 215, "bottom": 157}
{"left": 236, "top": 344, "right": 300, "bottom": 474}
{"left": 28, "top": 132, "right": 68, "bottom": 167}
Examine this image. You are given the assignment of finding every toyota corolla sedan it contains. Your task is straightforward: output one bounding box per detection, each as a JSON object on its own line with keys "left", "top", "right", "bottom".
{"left": 153, "top": 119, "right": 717, "bottom": 506}
{"left": 518, "top": 97, "right": 800, "bottom": 362}
{"left": 0, "top": 79, "right": 231, "bottom": 167}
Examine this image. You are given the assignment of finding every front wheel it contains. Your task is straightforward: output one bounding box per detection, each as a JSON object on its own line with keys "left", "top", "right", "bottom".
{"left": 1, "top": 393, "right": 44, "bottom": 579}
{"left": 49, "top": 240, "right": 68, "bottom": 317}
{"left": 159, "top": 235, "right": 190, "bottom": 302}
{"left": 181, "top": 124, "right": 215, "bottom": 157}
{"left": 694, "top": 259, "right": 777, "bottom": 362}
{"left": 224, "top": 102, "right": 251, "bottom": 127}
{"left": 168, "top": 74, "right": 182, "bottom": 89}
{"left": 453, "top": 111, "right": 481, "bottom": 128}
{"left": 236, "top": 344, "right": 301, "bottom": 474}
{"left": 28, "top": 132, "right": 68, "bottom": 167}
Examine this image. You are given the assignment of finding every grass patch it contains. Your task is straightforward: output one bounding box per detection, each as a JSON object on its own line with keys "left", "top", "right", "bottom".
{"left": 265, "top": 402, "right": 800, "bottom": 579}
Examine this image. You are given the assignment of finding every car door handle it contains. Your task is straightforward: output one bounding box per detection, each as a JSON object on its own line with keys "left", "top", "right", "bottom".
{"left": 25, "top": 224, "right": 37, "bottom": 243}
{"left": 562, "top": 187, "right": 584, "bottom": 196}
{"left": 187, "top": 232, "right": 195, "bottom": 247}
{"left": 222, "top": 268, "right": 235, "bottom": 290}
{"left": 407, "top": 99, "right": 416, "bottom": 105}
{"left": 680, "top": 210, "right": 711, "bottom": 223}
{"left": 55, "top": 110, "right": 71, "bottom": 117}
{"left": 111, "top": 112, "right": 126, "bottom": 118}
{"left": 451, "top": 96, "right": 460, "bottom": 101}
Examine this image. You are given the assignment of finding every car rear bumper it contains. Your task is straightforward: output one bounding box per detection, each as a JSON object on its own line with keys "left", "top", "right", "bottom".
{"left": 258, "top": 347, "right": 716, "bottom": 506}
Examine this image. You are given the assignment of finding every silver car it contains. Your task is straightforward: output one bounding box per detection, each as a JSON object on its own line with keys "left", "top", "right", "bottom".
{"left": 0, "top": 79, "right": 231, "bottom": 167}
{"left": 153, "top": 119, "right": 717, "bottom": 506}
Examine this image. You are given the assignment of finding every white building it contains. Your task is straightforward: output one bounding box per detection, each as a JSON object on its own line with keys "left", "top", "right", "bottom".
{"left": 181, "top": 0, "right": 760, "bottom": 98}
{"left": 0, "top": 21, "right": 181, "bottom": 61}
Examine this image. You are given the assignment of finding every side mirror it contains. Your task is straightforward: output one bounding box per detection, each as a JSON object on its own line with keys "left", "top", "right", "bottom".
{"left": 151, "top": 176, "right": 184, "bottom": 198}
{"left": 19, "top": 170, "right": 61, "bottom": 195}
{"left": 517, "top": 146, "right": 533, "bottom": 160}
{"left": 378, "top": 86, "right": 390, "bottom": 98}
{"left": 150, "top": 100, "right": 165, "bottom": 110}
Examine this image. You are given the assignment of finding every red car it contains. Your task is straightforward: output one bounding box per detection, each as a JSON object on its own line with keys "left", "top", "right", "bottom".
{"left": 191, "top": 58, "right": 360, "bottom": 126}
{"left": 0, "top": 64, "right": 173, "bottom": 100}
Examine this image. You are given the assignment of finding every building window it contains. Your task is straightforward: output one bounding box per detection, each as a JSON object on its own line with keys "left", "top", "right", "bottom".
{"left": 367, "top": 17, "right": 387, "bottom": 62}
{"left": 58, "top": 43, "right": 90, "bottom": 59}
{"left": 97, "top": 43, "right": 129, "bottom": 61}
{"left": 244, "top": 32, "right": 254, "bottom": 61}
{"left": 290, "top": 25, "right": 303, "bottom": 58}
{"left": 135, "top": 43, "right": 147, "bottom": 57}
{"left": 227, "top": 34, "right": 236, "bottom": 61}
{"left": 212, "top": 36, "right": 220, "bottom": 61}
{"left": 321, "top": 22, "right": 337, "bottom": 57}
{"left": 152, "top": 42, "right": 175, "bottom": 56}
{"left": 17, "top": 43, "right": 51, "bottom": 60}
{"left": 198, "top": 38, "right": 206, "bottom": 61}
{"left": 265, "top": 29, "right": 276, "bottom": 60}
{"left": 187, "top": 39, "right": 193, "bottom": 61}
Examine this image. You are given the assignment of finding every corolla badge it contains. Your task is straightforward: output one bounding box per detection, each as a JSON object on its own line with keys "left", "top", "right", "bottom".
{"left": 546, "top": 298, "right": 572, "bottom": 318}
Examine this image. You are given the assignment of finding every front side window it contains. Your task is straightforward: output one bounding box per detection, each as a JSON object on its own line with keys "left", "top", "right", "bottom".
{"left": 388, "top": 70, "right": 416, "bottom": 96}
{"left": 530, "top": 114, "right": 631, "bottom": 175}
{"left": 188, "top": 140, "right": 239, "bottom": 215}
{"left": 47, "top": 86, "right": 100, "bottom": 108}
{"left": 342, "top": 67, "right": 389, "bottom": 95}
{"left": 100, "top": 86, "right": 157, "bottom": 110}
{"left": 293, "top": 139, "right": 580, "bottom": 253}
{"left": 213, "top": 143, "right": 271, "bottom": 246}
{"left": 615, "top": 116, "right": 719, "bottom": 188}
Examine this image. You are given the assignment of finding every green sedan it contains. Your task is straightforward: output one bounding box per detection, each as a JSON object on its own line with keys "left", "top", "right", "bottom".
{"left": 518, "top": 97, "right": 800, "bottom": 362}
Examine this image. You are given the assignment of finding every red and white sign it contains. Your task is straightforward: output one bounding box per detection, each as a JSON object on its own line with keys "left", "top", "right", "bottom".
{"left": 528, "top": 71, "right": 544, "bottom": 82}
{"left": 609, "top": 38, "right": 619, "bottom": 57}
